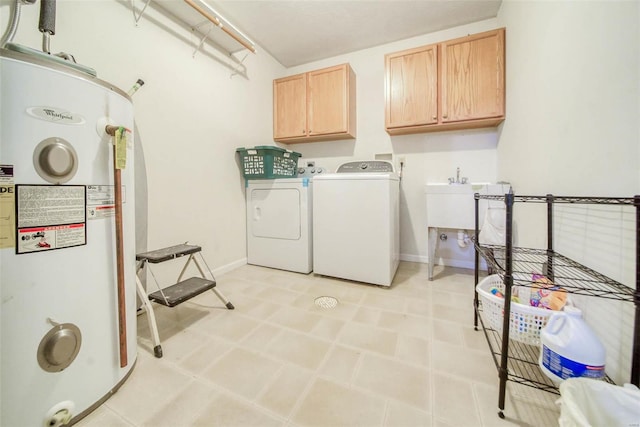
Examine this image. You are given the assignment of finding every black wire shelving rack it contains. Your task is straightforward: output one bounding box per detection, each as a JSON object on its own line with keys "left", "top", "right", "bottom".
{"left": 472, "top": 193, "right": 640, "bottom": 419}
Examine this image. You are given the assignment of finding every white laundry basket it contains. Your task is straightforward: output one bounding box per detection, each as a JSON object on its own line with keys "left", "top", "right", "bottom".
{"left": 476, "top": 274, "right": 556, "bottom": 345}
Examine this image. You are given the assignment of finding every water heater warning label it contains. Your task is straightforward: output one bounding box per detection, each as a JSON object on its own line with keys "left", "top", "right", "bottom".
{"left": 86, "top": 185, "right": 126, "bottom": 220}
{"left": 0, "top": 165, "right": 15, "bottom": 249}
{"left": 15, "top": 185, "right": 86, "bottom": 254}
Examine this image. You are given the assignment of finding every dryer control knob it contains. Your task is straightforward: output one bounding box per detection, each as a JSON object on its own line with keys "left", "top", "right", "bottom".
{"left": 297, "top": 168, "right": 305, "bottom": 174}
{"left": 359, "top": 163, "right": 368, "bottom": 170}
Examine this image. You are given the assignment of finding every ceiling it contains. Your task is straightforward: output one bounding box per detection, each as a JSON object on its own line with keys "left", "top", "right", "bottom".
{"left": 151, "top": 0, "right": 502, "bottom": 68}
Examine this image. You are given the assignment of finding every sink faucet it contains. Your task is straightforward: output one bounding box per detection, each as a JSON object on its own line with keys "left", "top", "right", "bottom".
{"left": 448, "top": 167, "right": 469, "bottom": 184}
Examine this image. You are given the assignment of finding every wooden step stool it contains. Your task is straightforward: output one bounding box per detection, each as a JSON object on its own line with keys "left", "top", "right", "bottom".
{"left": 135, "top": 244, "right": 234, "bottom": 358}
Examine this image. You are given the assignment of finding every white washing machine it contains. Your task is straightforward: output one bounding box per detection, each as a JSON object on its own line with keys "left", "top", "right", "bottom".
{"left": 246, "top": 167, "right": 324, "bottom": 273}
{"left": 313, "top": 161, "right": 400, "bottom": 286}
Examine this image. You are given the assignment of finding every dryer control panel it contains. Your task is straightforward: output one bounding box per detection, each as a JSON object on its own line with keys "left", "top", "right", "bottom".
{"left": 336, "top": 161, "right": 394, "bottom": 173}
{"left": 297, "top": 166, "right": 326, "bottom": 177}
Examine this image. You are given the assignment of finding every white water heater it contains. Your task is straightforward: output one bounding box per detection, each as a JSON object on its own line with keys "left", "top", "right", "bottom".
{"left": 0, "top": 47, "right": 137, "bottom": 426}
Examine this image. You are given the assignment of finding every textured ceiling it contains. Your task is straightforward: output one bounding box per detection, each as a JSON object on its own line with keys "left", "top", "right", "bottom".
{"left": 152, "top": 0, "right": 502, "bottom": 67}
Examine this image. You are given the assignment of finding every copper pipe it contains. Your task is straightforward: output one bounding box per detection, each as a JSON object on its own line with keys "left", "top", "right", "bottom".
{"left": 109, "top": 127, "right": 127, "bottom": 368}
{"left": 105, "top": 125, "right": 119, "bottom": 136}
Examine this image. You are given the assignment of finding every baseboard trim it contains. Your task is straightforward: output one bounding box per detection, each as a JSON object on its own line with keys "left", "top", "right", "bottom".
{"left": 399, "top": 254, "right": 488, "bottom": 271}
{"left": 436, "top": 258, "right": 475, "bottom": 270}
{"left": 220, "top": 256, "right": 485, "bottom": 275}
{"left": 399, "top": 253, "right": 427, "bottom": 263}
{"left": 212, "top": 258, "right": 247, "bottom": 277}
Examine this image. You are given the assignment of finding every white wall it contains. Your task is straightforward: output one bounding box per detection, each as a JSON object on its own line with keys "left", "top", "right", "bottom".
{"left": 497, "top": 0, "right": 639, "bottom": 242}
{"left": 497, "top": 1, "right": 639, "bottom": 385}
{"left": 1, "top": 0, "right": 285, "bottom": 274}
{"left": 496, "top": 0, "right": 640, "bottom": 275}
{"left": 283, "top": 19, "right": 501, "bottom": 267}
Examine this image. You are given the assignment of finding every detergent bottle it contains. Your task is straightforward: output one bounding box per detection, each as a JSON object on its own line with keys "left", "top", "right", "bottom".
{"left": 539, "top": 306, "right": 606, "bottom": 383}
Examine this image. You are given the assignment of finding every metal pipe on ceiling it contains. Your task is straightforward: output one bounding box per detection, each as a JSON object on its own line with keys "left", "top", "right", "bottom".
{"left": 183, "top": 0, "right": 256, "bottom": 54}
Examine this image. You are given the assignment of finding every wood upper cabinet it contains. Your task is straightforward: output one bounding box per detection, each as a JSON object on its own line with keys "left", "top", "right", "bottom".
{"left": 385, "top": 44, "right": 438, "bottom": 128}
{"left": 385, "top": 28, "right": 505, "bottom": 135}
{"left": 274, "top": 63, "right": 356, "bottom": 143}
{"left": 441, "top": 29, "right": 505, "bottom": 123}
{"left": 273, "top": 74, "right": 307, "bottom": 140}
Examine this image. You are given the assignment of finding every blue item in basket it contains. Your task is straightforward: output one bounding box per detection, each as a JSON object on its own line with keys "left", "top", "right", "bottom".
{"left": 490, "top": 287, "right": 504, "bottom": 298}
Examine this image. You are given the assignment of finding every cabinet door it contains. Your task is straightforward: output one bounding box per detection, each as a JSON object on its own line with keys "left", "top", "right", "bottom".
{"left": 273, "top": 74, "right": 307, "bottom": 140}
{"left": 441, "top": 28, "right": 505, "bottom": 123}
{"left": 307, "top": 65, "right": 348, "bottom": 136}
{"left": 385, "top": 44, "right": 438, "bottom": 128}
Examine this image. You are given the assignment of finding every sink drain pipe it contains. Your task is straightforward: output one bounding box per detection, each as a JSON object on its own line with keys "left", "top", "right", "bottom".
{"left": 457, "top": 230, "right": 471, "bottom": 248}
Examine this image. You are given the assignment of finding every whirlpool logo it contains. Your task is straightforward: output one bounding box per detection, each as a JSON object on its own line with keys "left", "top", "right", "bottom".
{"left": 26, "top": 107, "right": 86, "bottom": 125}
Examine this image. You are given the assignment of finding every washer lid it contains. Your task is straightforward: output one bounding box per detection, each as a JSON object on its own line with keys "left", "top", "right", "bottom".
{"left": 313, "top": 172, "right": 399, "bottom": 181}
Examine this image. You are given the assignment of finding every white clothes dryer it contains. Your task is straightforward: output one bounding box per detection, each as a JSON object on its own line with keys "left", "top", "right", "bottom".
{"left": 246, "top": 170, "right": 319, "bottom": 273}
{"left": 313, "top": 161, "right": 400, "bottom": 286}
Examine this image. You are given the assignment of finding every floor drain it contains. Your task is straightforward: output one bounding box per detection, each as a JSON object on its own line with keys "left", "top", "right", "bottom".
{"left": 314, "top": 296, "right": 338, "bottom": 309}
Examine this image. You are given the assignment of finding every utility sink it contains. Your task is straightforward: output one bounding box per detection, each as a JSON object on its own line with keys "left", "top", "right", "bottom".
{"left": 425, "top": 182, "right": 492, "bottom": 195}
{"left": 425, "top": 182, "right": 499, "bottom": 229}
{"left": 425, "top": 182, "right": 509, "bottom": 280}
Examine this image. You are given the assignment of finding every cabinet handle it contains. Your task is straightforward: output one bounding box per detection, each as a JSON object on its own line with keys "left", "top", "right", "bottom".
{"left": 443, "top": 114, "right": 448, "bottom": 119}
{"left": 432, "top": 116, "right": 437, "bottom": 120}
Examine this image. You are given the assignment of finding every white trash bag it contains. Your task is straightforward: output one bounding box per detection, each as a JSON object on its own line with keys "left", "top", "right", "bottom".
{"left": 478, "top": 183, "right": 511, "bottom": 245}
{"left": 479, "top": 206, "right": 506, "bottom": 245}
{"left": 558, "top": 378, "right": 640, "bottom": 427}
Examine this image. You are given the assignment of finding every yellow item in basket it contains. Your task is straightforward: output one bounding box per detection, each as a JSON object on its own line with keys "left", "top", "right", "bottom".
{"left": 531, "top": 274, "right": 567, "bottom": 310}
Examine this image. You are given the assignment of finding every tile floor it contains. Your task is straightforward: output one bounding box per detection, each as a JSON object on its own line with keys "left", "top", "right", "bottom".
{"left": 76, "top": 262, "right": 561, "bottom": 427}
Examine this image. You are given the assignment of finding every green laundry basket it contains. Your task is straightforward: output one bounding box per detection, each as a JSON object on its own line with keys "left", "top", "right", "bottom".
{"left": 236, "top": 146, "right": 301, "bottom": 179}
